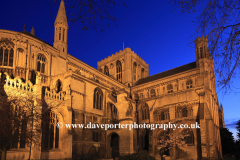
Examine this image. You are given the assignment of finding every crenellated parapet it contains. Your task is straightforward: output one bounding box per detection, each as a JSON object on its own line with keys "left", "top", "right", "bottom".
{"left": 195, "top": 35, "right": 211, "bottom": 60}
{"left": 97, "top": 47, "right": 149, "bottom": 85}
{"left": 97, "top": 47, "right": 148, "bottom": 69}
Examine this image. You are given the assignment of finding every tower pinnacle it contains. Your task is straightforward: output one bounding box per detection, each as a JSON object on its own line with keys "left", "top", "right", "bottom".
{"left": 55, "top": 0, "right": 68, "bottom": 27}
{"left": 54, "top": 0, "right": 69, "bottom": 58}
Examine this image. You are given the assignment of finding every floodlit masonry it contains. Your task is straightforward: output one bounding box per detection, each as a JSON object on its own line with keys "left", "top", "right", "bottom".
{"left": 0, "top": 0, "right": 225, "bottom": 160}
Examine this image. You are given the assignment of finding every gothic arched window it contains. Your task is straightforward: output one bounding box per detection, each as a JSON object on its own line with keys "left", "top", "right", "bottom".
{"left": 0, "top": 45, "right": 14, "bottom": 67}
{"left": 37, "top": 54, "right": 46, "bottom": 74}
{"left": 108, "top": 103, "right": 118, "bottom": 120}
{"left": 59, "top": 27, "right": 62, "bottom": 40}
{"left": 133, "top": 62, "right": 137, "bottom": 81}
{"left": 167, "top": 84, "right": 173, "bottom": 93}
{"left": 0, "top": 47, "right": 3, "bottom": 66}
{"left": 142, "top": 103, "right": 149, "bottom": 120}
{"left": 93, "top": 87, "right": 103, "bottom": 110}
{"left": 104, "top": 65, "right": 109, "bottom": 76}
{"left": 63, "top": 28, "right": 65, "bottom": 42}
{"left": 116, "top": 60, "right": 122, "bottom": 82}
{"left": 12, "top": 106, "right": 27, "bottom": 149}
{"left": 161, "top": 111, "right": 165, "bottom": 120}
{"left": 200, "top": 47, "right": 203, "bottom": 58}
{"left": 186, "top": 79, "right": 193, "bottom": 89}
{"left": 182, "top": 129, "right": 194, "bottom": 145}
{"left": 42, "top": 111, "right": 59, "bottom": 149}
{"left": 55, "top": 79, "right": 62, "bottom": 93}
{"left": 182, "top": 107, "right": 188, "bottom": 117}
{"left": 92, "top": 130, "right": 101, "bottom": 142}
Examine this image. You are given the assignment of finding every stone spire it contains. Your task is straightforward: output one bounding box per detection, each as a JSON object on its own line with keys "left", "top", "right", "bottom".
{"left": 55, "top": 0, "right": 68, "bottom": 27}
{"left": 30, "top": 27, "right": 35, "bottom": 36}
{"left": 54, "top": 0, "right": 69, "bottom": 58}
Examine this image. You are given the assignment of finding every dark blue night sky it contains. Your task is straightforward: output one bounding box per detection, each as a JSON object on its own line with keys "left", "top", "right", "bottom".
{"left": 0, "top": 0, "right": 239, "bottom": 139}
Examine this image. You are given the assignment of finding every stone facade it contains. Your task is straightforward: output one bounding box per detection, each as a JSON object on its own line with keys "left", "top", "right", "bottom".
{"left": 0, "top": 0, "right": 223, "bottom": 160}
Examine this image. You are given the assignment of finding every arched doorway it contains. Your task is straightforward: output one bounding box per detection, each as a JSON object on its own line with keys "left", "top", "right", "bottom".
{"left": 140, "top": 129, "right": 149, "bottom": 151}
{"left": 110, "top": 133, "right": 119, "bottom": 158}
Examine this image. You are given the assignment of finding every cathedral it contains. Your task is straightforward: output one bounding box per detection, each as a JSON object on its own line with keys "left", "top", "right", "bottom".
{"left": 0, "top": 0, "right": 224, "bottom": 160}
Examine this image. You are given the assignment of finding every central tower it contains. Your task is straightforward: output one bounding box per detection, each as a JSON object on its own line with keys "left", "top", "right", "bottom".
{"left": 97, "top": 48, "right": 149, "bottom": 86}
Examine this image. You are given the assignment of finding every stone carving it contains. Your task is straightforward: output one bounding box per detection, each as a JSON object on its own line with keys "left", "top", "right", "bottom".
{"left": 66, "top": 85, "right": 71, "bottom": 95}
{"left": 36, "top": 72, "right": 42, "bottom": 84}
{"left": 125, "top": 102, "right": 133, "bottom": 117}
{"left": 15, "top": 34, "right": 23, "bottom": 40}
{"left": 110, "top": 63, "right": 114, "bottom": 68}
{"left": 0, "top": 37, "right": 15, "bottom": 48}
{"left": 41, "top": 43, "right": 47, "bottom": 51}
{"left": 75, "top": 69, "right": 82, "bottom": 75}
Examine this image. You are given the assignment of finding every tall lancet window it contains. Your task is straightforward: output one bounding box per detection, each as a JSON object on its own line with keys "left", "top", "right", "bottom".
{"left": 55, "top": 28, "right": 58, "bottom": 41}
{"left": 63, "top": 29, "right": 65, "bottom": 42}
{"left": 133, "top": 62, "right": 137, "bottom": 81}
{"left": 0, "top": 47, "right": 3, "bottom": 66}
{"left": 0, "top": 38, "right": 14, "bottom": 67}
{"left": 104, "top": 65, "right": 109, "bottom": 76}
{"left": 59, "top": 27, "right": 61, "bottom": 40}
{"left": 141, "top": 68, "right": 145, "bottom": 79}
{"left": 93, "top": 87, "right": 103, "bottom": 110}
{"left": 0, "top": 46, "right": 14, "bottom": 67}
{"left": 43, "top": 111, "right": 59, "bottom": 149}
{"left": 142, "top": 103, "right": 149, "bottom": 120}
{"left": 37, "top": 54, "right": 46, "bottom": 74}
{"left": 116, "top": 60, "right": 122, "bottom": 82}
{"left": 200, "top": 47, "right": 203, "bottom": 58}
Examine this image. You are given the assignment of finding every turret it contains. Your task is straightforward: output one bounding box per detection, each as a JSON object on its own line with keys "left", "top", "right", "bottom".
{"left": 53, "top": 0, "right": 68, "bottom": 58}
{"left": 195, "top": 35, "right": 214, "bottom": 88}
{"left": 195, "top": 35, "right": 211, "bottom": 60}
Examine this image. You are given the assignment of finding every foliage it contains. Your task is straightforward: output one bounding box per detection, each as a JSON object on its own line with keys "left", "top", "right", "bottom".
{"left": 236, "top": 140, "right": 240, "bottom": 160}
{"left": 220, "top": 128, "right": 236, "bottom": 155}
{"left": 53, "top": 0, "right": 127, "bottom": 32}
{"left": 236, "top": 120, "right": 240, "bottom": 159}
{"left": 171, "top": 0, "right": 240, "bottom": 93}
{"left": 119, "top": 150, "right": 155, "bottom": 160}
{"left": 237, "top": 120, "right": 240, "bottom": 141}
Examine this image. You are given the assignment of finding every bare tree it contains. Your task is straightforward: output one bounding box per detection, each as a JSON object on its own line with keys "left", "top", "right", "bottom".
{"left": 52, "top": 0, "right": 127, "bottom": 32}
{"left": 0, "top": 92, "right": 41, "bottom": 160}
{"left": 171, "top": 0, "right": 240, "bottom": 93}
{"left": 0, "top": 72, "right": 63, "bottom": 160}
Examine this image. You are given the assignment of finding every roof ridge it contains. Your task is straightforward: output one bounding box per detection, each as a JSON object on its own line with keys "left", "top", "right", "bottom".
{"left": 134, "top": 62, "right": 196, "bottom": 86}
